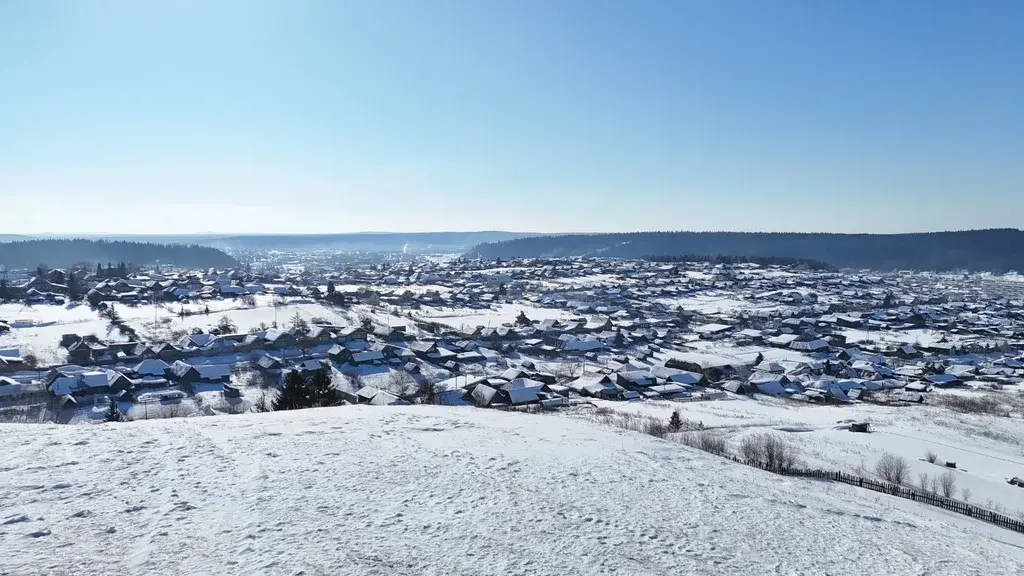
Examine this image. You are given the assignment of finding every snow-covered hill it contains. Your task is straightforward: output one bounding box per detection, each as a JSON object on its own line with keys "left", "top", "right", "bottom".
{"left": 3, "top": 407, "right": 1023, "bottom": 575}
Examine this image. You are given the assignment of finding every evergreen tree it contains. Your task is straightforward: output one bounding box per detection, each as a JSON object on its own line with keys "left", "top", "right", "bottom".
{"left": 753, "top": 352, "right": 764, "bottom": 366}
{"left": 96, "top": 263, "right": 103, "bottom": 278}
{"left": 0, "top": 279, "right": 9, "bottom": 302}
{"left": 326, "top": 281, "right": 336, "bottom": 297}
{"left": 309, "top": 368, "right": 341, "bottom": 407}
{"left": 67, "top": 271, "right": 82, "bottom": 301}
{"left": 669, "top": 410, "right": 683, "bottom": 432}
{"left": 613, "top": 330, "right": 626, "bottom": 348}
{"left": 272, "top": 371, "right": 310, "bottom": 411}
{"left": 515, "top": 311, "right": 532, "bottom": 327}
{"left": 104, "top": 397, "right": 123, "bottom": 423}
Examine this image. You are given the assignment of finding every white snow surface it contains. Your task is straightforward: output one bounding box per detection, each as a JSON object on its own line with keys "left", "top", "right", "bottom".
{"left": 2, "top": 407, "right": 1024, "bottom": 575}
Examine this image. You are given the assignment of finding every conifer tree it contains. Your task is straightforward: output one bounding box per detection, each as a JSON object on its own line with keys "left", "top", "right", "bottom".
{"left": 669, "top": 410, "right": 683, "bottom": 432}
{"left": 67, "top": 271, "right": 82, "bottom": 302}
{"left": 272, "top": 371, "right": 309, "bottom": 411}
{"left": 104, "top": 397, "right": 123, "bottom": 423}
{"left": 309, "top": 368, "right": 341, "bottom": 407}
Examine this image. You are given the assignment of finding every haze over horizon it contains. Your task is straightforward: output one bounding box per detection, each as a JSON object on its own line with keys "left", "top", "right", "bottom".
{"left": 2, "top": 1, "right": 1022, "bottom": 235}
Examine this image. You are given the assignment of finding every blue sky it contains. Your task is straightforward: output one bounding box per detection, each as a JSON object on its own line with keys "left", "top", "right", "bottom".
{"left": 2, "top": 0, "right": 1021, "bottom": 234}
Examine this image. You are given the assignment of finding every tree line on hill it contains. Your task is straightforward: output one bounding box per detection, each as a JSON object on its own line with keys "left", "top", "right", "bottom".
{"left": 0, "top": 239, "right": 239, "bottom": 270}
{"left": 466, "top": 229, "right": 1024, "bottom": 272}
{"left": 648, "top": 253, "right": 836, "bottom": 271}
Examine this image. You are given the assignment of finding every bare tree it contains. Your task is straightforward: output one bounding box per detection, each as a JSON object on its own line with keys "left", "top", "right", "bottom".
{"left": 216, "top": 315, "right": 237, "bottom": 334}
{"left": 874, "top": 452, "right": 910, "bottom": 484}
{"left": 939, "top": 470, "right": 957, "bottom": 498}
{"left": 739, "top": 433, "right": 798, "bottom": 469}
{"left": 961, "top": 487, "right": 972, "bottom": 503}
{"left": 386, "top": 370, "right": 417, "bottom": 397}
{"left": 917, "top": 472, "right": 931, "bottom": 492}
{"left": 252, "top": 393, "right": 271, "bottom": 413}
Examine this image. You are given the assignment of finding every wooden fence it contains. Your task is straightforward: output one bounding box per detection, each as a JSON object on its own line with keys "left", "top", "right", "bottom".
{"left": 731, "top": 457, "right": 1024, "bottom": 533}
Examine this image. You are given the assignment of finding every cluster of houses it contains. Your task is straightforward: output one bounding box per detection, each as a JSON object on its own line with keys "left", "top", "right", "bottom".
{"left": 5, "top": 256, "right": 1024, "bottom": 415}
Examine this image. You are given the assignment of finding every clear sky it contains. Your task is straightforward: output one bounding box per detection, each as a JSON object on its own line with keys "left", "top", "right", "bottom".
{"left": 2, "top": 0, "right": 1022, "bottom": 235}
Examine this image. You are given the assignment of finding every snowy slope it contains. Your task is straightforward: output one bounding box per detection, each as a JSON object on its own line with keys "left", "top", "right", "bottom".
{"left": 593, "top": 396, "right": 1024, "bottom": 514}
{"left": 2, "top": 407, "right": 1024, "bottom": 575}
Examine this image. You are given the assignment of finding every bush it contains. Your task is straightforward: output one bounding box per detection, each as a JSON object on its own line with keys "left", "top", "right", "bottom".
{"left": 680, "top": 432, "right": 729, "bottom": 457}
{"left": 924, "top": 450, "right": 938, "bottom": 463}
{"left": 918, "top": 472, "right": 931, "bottom": 491}
{"left": 590, "top": 410, "right": 670, "bottom": 439}
{"left": 739, "top": 433, "right": 798, "bottom": 470}
{"left": 643, "top": 419, "right": 669, "bottom": 438}
{"left": 875, "top": 452, "right": 910, "bottom": 484}
{"left": 939, "top": 470, "right": 957, "bottom": 497}
{"left": 934, "top": 394, "right": 1008, "bottom": 417}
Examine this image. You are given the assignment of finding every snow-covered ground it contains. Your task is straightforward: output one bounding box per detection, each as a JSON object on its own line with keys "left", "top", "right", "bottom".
{"left": 2, "top": 407, "right": 1023, "bottom": 575}
{"left": 124, "top": 297, "right": 357, "bottom": 341}
{"left": 655, "top": 293, "right": 785, "bottom": 315}
{"left": 591, "top": 394, "right": 1024, "bottom": 514}
{"left": 0, "top": 303, "right": 128, "bottom": 364}
{"left": 415, "top": 303, "right": 569, "bottom": 330}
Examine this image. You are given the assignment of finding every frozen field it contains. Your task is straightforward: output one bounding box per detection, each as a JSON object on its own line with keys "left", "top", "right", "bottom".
{"left": 3, "top": 407, "right": 1024, "bottom": 575}
{"left": 591, "top": 393, "right": 1024, "bottom": 514}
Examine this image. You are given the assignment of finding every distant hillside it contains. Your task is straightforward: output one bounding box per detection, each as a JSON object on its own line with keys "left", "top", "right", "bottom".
{"left": 0, "top": 239, "right": 239, "bottom": 270}
{"left": 467, "top": 229, "right": 1024, "bottom": 272}
{"left": 64, "top": 231, "right": 536, "bottom": 253}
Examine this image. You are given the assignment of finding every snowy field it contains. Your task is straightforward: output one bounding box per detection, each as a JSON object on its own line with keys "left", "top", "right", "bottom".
{"left": 414, "top": 303, "right": 569, "bottom": 330}
{"left": 2, "top": 407, "right": 1023, "bottom": 575}
{"left": 840, "top": 328, "right": 960, "bottom": 348}
{"left": 655, "top": 293, "right": 786, "bottom": 315}
{"left": 591, "top": 394, "right": 1024, "bottom": 514}
{"left": 0, "top": 303, "right": 128, "bottom": 364}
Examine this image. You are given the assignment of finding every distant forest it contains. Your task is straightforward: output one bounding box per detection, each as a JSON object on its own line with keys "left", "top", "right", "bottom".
{"left": 467, "top": 229, "right": 1024, "bottom": 272}
{"left": 0, "top": 239, "right": 239, "bottom": 270}
{"left": 650, "top": 254, "right": 837, "bottom": 271}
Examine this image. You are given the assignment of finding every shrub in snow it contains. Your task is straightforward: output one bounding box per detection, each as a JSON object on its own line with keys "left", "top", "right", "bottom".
{"left": 680, "top": 432, "right": 729, "bottom": 457}
{"left": 924, "top": 450, "right": 938, "bottom": 464}
{"left": 874, "top": 452, "right": 910, "bottom": 485}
